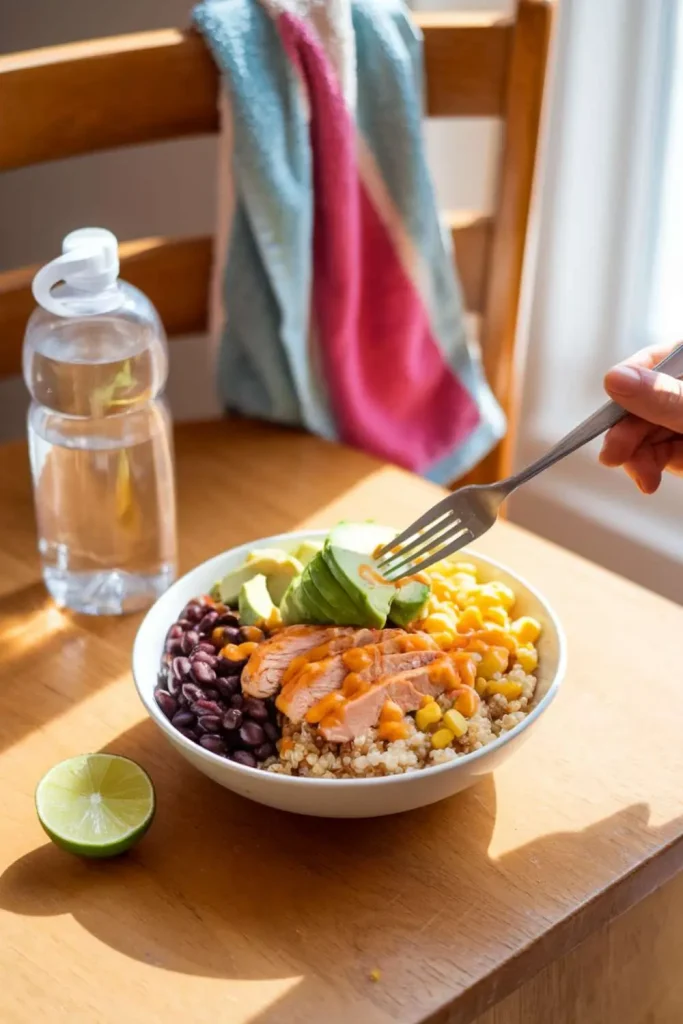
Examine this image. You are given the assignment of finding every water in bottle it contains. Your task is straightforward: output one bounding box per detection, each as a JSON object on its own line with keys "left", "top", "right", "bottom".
{"left": 24, "top": 227, "right": 177, "bottom": 614}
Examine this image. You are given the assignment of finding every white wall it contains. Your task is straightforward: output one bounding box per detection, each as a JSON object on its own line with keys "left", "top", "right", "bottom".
{"left": 0, "top": 0, "right": 508, "bottom": 442}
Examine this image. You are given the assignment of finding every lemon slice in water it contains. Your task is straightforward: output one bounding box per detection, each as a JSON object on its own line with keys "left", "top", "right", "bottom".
{"left": 36, "top": 754, "right": 155, "bottom": 858}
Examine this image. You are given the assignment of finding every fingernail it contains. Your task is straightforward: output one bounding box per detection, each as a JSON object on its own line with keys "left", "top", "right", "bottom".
{"left": 606, "top": 366, "right": 642, "bottom": 395}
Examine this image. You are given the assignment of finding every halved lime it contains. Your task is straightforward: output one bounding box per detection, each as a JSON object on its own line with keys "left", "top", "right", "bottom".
{"left": 36, "top": 754, "right": 155, "bottom": 858}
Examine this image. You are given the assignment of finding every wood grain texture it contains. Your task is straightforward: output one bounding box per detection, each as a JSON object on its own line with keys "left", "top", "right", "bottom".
{"left": 2, "top": 418, "right": 683, "bottom": 1024}
{"left": 0, "top": 14, "right": 511, "bottom": 173}
{"left": 0, "top": 216, "right": 490, "bottom": 380}
{"left": 0, "top": 30, "right": 219, "bottom": 172}
{"left": 476, "top": 0, "right": 554, "bottom": 484}
{"left": 473, "top": 871, "right": 683, "bottom": 1024}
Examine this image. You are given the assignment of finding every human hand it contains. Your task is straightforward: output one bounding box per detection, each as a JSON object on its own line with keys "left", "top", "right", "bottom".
{"left": 600, "top": 342, "right": 683, "bottom": 493}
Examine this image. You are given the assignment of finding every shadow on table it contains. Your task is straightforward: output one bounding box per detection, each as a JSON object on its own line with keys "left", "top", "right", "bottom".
{"left": 2, "top": 719, "right": 682, "bottom": 1023}
{"left": 0, "top": 419, "right": 386, "bottom": 755}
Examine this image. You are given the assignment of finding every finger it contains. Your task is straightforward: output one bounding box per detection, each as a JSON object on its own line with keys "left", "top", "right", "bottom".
{"left": 600, "top": 420, "right": 671, "bottom": 466}
{"left": 618, "top": 341, "right": 681, "bottom": 371}
{"left": 623, "top": 448, "right": 663, "bottom": 494}
{"left": 604, "top": 366, "right": 683, "bottom": 432}
{"left": 599, "top": 415, "right": 652, "bottom": 466}
{"left": 662, "top": 439, "right": 683, "bottom": 476}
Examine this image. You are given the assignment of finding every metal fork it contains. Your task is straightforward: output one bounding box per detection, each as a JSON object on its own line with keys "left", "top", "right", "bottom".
{"left": 376, "top": 344, "right": 683, "bottom": 580}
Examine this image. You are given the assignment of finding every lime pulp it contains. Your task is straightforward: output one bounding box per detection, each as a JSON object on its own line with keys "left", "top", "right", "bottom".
{"left": 35, "top": 753, "right": 155, "bottom": 858}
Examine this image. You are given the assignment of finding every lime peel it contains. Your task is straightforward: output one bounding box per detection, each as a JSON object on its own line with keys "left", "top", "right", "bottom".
{"left": 36, "top": 754, "right": 155, "bottom": 858}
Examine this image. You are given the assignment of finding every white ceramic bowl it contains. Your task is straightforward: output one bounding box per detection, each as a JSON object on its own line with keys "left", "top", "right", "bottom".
{"left": 133, "top": 530, "right": 566, "bottom": 818}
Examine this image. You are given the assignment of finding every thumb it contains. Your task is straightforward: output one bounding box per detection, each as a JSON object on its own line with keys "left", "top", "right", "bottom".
{"left": 605, "top": 365, "right": 683, "bottom": 432}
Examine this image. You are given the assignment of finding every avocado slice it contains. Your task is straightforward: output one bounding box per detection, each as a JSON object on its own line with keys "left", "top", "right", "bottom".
{"left": 238, "top": 574, "right": 277, "bottom": 626}
{"left": 217, "top": 550, "right": 302, "bottom": 605}
{"left": 279, "top": 577, "right": 309, "bottom": 626}
{"left": 307, "top": 551, "right": 366, "bottom": 626}
{"left": 325, "top": 522, "right": 396, "bottom": 559}
{"left": 390, "top": 579, "right": 430, "bottom": 627}
{"left": 294, "top": 540, "right": 323, "bottom": 567}
{"left": 325, "top": 546, "right": 395, "bottom": 628}
{"left": 297, "top": 563, "right": 337, "bottom": 625}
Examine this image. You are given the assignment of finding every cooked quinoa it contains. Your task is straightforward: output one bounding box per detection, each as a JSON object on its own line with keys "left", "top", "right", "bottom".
{"left": 265, "top": 556, "right": 541, "bottom": 778}
{"left": 267, "top": 663, "right": 537, "bottom": 778}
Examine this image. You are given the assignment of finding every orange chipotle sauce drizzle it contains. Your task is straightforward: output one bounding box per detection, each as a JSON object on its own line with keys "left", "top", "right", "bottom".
{"left": 359, "top": 564, "right": 430, "bottom": 589}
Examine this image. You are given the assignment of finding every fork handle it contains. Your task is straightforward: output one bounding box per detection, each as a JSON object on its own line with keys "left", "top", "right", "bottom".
{"left": 505, "top": 343, "right": 683, "bottom": 492}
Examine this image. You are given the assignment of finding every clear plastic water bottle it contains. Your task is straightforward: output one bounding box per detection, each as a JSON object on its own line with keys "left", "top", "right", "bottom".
{"left": 24, "top": 227, "right": 177, "bottom": 614}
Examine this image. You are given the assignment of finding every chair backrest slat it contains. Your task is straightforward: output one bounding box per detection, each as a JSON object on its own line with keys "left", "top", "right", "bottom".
{"left": 0, "top": 215, "right": 491, "bottom": 381}
{"left": 0, "top": 15, "right": 511, "bottom": 172}
{"left": 0, "top": 4, "right": 553, "bottom": 484}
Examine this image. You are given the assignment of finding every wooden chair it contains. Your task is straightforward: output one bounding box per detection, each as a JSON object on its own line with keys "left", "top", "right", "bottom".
{"left": 0, "top": 1, "right": 552, "bottom": 484}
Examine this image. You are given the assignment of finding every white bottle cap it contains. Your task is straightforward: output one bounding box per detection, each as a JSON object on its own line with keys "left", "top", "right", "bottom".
{"left": 32, "top": 227, "right": 121, "bottom": 317}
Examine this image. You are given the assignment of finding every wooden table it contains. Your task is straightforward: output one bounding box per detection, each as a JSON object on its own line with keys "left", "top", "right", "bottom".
{"left": 2, "top": 419, "right": 683, "bottom": 1024}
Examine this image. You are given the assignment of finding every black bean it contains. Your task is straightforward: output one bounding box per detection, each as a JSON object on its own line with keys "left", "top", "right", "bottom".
{"left": 176, "top": 727, "right": 199, "bottom": 742}
{"left": 203, "top": 688, "right": 221, "bottom": 701}
{"left": 184, "top": 603, "right": 203, "bottom": 623}
{"left": 254, "top": 742, "right": 276, "bottom": 762}
{"left": 217, "top": 612, "right": 240, "bottom": 628}
{"left": 172, "top": 656, "right": 192, "bottom": 680}
{"left": 239, "top": 721, "right": 265, "bottom": 748}
{"left": 165, "top": 638, "right": 183, "bottom": 656}
{"left": 177, "top": 618, "right": 192, "bottom": 631}
{"left": 230, "top": 693, "right": 244, "bottom": 710}
{"left": 181, "top": 630, "right": 199, "bottom": 655}
{"left": 222, "top": 708, "right": 243, "bottom": 731}
{"left": 199, "top": 735, "right": 227, "bottom": 755}
{"left": 192, "top": 699, "right": 223, "bottom": 717}
{"left": 243, "top": 698, "right": 269, "bottom": 723}
{"left": 192, "top": 650, "right": 217, "bottom": 668}
{"left": 263, "top": 721, "right": 279, "bottom": 742}
{"left": 154, "top": 690, "right": 177, "bottom": 719}
{"left": 167, "top": 623, "right": 184, "bottom": 639}
{"left": 231, "top": 750, "right": 257, "bottom": 768}
{"left": 191, "top": 660, "right": 217, "bottom": 686}
{"left": 197, "top": 611, "right": 219, "bottom": 635}
{"left": 197, "top": 715, "right": 222, "bottom": 734}
{"left": 215, "top": 676, "right": 240, "bottom": 699}
{"left": 167, "top": 674, "right": 182, "bottom": 697}
{"left": 171, "top": 710, "right": 196, "bottom": 729}
{"left": 181, "top": 682, "right": 205, "bottom": 704}
{"left": 216, "top": 657, "right": 239, "bottom": 677}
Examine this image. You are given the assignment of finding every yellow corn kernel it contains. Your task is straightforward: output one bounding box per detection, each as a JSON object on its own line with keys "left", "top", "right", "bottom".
{"left": 452, "top": 561, "right": 478, "bottom": 578}
{"left": 431, "top": 727, "right": 454, "bottom": 750}
{"left": 517, "top": 645, "right": 538, "bottom": 673}
{"left": 484, "top": 606, "right": 509, "bottom": 628}
{"left": 423, "top": 612, "right": 456, "bottom": 634}
{"left": 369, "top": 968, "right": 381, "bottom": 983}
{"left": 477, "top": 646, "right": 510, "bottom": 680}
{"left": 455, "top": 687, "right": 478, "bottom": 718}
{"left": 432, "top": 630, "right": 456, "bottom": 650}
{"left": 476, "top": 628, "right": 517, "bottom": 653}
{"left": 487, "top": 679, "right": 524, "bottom": 700}
{"left": 475, "top": 676, "right": 488, "bottom": 697}
{"left": 511, "top": 616, "right": 542, "bottom": 645}
{"left": 488, "top": 581, "right": 516, "bottom": 611}
{"left": 443, "top": 708, "right": 468, "bottom": 738}
{"left": 457, "top": 605, "right": 484, "bottom": 633}
{"left": 415, "top": 701, "right": 443, "bottom": 732}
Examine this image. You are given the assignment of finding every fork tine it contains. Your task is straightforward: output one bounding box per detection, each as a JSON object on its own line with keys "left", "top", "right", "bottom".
{"left": 374, "top": 494, "right": 457, "bottom": 560}
{"left": 376, "top": 510, "right": 460, "bottom": 574}
{"left": 378, "top": 512, "right": 461, "bottom": 577}
{"left": 389, "top": 526, "right": 473, "bottom": 580}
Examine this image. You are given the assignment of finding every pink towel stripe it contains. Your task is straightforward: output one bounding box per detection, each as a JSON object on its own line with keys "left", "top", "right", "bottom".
{"left": 277, "top": 10, "right": 481, "bottom": 472}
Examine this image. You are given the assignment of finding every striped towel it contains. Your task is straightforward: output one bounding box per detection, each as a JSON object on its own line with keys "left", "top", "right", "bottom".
{"left": 194, "top": 0, "right": 505, "bottom": 483}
